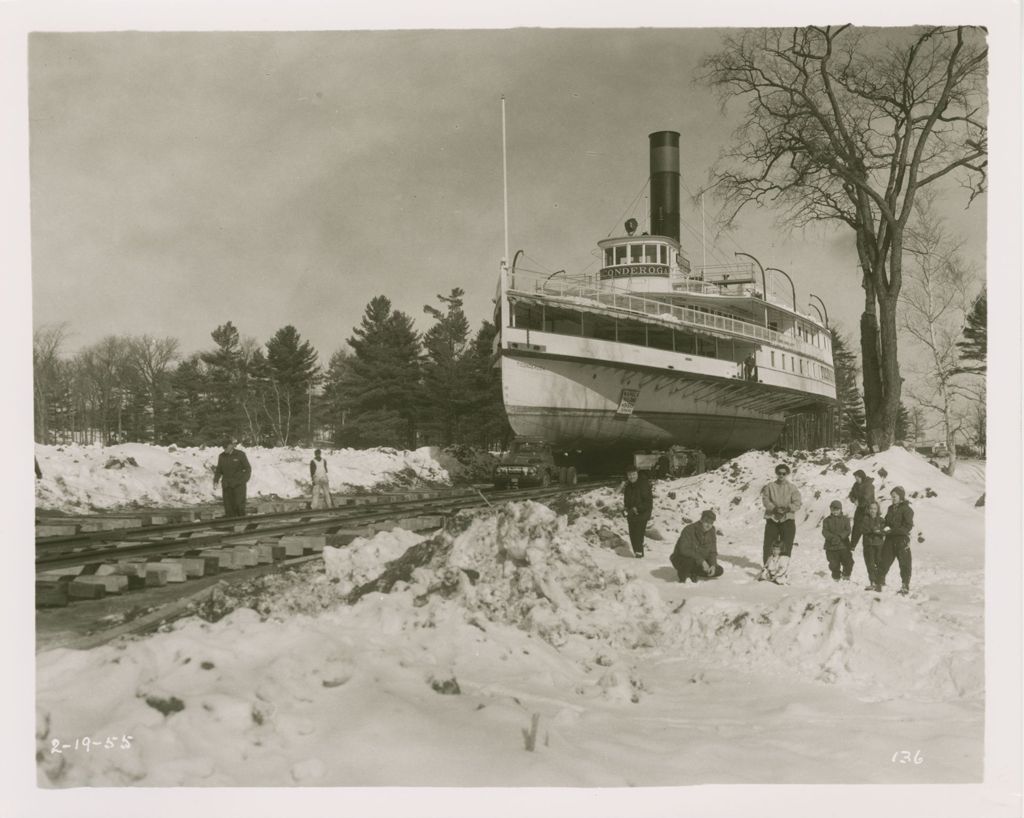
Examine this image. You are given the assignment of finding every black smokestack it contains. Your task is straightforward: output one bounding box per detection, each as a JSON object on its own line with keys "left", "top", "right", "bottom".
{"left": 649, "top": 131, "right": 680, "bottom": 243}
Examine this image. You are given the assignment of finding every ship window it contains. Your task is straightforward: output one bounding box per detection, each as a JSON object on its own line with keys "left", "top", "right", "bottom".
{"left": 644, "top": 244, "right": 657, "bottom": 263}
{"left": 615, "top": 245, "right": 626, "bottom": 265}
{"left": 770, "top": 351, "right": 776, "bottom": 367}
{"left": 605, "top": 248, "right": 613, "bottom": 266}
{"left": 799, "top": 359, "right": 804, "bottom": 374}
{"left": 630, "top": 244, "right": 642, "bottom": 263}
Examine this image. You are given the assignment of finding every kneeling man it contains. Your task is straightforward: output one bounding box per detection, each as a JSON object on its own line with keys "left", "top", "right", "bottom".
{"left": 670, "top": 510, "right": 724, "bottom": 583}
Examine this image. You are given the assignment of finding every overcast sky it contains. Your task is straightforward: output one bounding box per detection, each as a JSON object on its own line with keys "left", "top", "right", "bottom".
{"left": 29, "top": 28, "right": 986, "bottom": 361}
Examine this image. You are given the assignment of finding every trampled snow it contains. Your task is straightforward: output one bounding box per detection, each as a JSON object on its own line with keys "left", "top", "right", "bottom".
{"left": 35, "top": 446, "right": 985, "bottom": 786}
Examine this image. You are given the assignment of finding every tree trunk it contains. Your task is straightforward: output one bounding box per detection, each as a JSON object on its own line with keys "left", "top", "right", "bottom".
{"left": 872, "top": 293, "right": 902, "bottom": 451}
{"left": 860, "top": 309, "right": 885, "bottom": 450}
{"left": 943, "top": 388, "right": 958, "bottom": 476}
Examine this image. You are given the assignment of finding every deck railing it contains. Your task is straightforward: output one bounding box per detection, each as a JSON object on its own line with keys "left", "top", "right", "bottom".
{"left": 507, "top": 269, "right": 829, "bottom": 361}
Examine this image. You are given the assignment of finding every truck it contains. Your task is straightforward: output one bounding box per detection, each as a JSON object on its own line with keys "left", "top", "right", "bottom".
{"left": 491, "top": 437, "right": 577, "bottom": 489}
{"left": 493, "top": 437, "right": 705, "bottom": 488}
{"left": 632, "top": 445, "right": 707, "bottom": 479}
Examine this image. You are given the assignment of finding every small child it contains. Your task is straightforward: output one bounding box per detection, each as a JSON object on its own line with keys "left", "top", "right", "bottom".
{"left": 758, "top": 540, "right": 789, "bottom": 585}
{"left": 821, "top": 500, "right": 854, "bottom": 581}
{"left": 860, "top": 501, "right": 886, "bottom": 592}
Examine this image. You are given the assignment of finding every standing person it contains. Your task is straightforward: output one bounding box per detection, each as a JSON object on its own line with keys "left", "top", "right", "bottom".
{"left": 670, "top": 510, "right": 723, "bottom": 582}
{"left": 309, "top": 448, "right": 332, "bottom": 509}
{"left": 878, "top": 486, "right": 915, "bottom": 595}
{"left": 821, "top": 500, "right": 854, "bottom": 581}
{"left": 848, "top": 469, "right": 876, "bottom": 550}
{"left": 760, "top": 463, "right": 802, "bottom": 566}
{"left": 743, "top": 352, "right": 758, "bottom": 382}
{"left": 622, "top": 465, "right": 653, "bottom": 558}
{"left": 213, "top": 437, "right": 252, "bottom": 518}
{"left": 860, "top": 501, "right": 887, "bottom": 592}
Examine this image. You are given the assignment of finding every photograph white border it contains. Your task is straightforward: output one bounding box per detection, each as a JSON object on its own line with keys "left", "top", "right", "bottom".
{"left": 1, "top": 1, "right": 1019, "bottom": 816}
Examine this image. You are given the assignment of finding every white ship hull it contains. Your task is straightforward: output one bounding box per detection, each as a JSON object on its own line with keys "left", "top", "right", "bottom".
{"left": 502, "top": 352, "right": 788, "bottom": 452}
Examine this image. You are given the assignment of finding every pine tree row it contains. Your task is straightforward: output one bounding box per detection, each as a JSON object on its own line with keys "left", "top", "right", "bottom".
{"left": 33, "top": 288, "right": 511, "bottom": 450}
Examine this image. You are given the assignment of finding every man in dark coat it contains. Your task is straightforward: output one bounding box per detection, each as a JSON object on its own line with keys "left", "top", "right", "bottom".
{"left": 848, "top": 469, "right": 876, "bottom": 548}
{"left": 878, "top": 486, "right": 915, "bottom": 595}
{"left": 213, "top": 437, "right": 252, "bottom": 518}
{"left": 670, "top": 510, "right": 724, "bottom": 582}
{"left": 622, "top": 465, "right": 653, "bottom": 558}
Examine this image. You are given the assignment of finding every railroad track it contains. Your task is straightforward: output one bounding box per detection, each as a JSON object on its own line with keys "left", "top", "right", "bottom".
{"left": 35, "top": 479, "right": 617, "bottom": 609}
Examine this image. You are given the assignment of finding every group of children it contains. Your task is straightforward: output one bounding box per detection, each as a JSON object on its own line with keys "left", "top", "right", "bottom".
{"left": 758, "top": 467, "right": 917, "bottom": 595}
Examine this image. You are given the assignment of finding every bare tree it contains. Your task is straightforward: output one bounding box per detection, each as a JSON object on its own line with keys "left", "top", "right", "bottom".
{"left": 701, "top": 26, "right": 987, "bottom": 450}
{"left": 127, "top": 335, "right": 180, "bottom": 441}
{"left": 33, "top": 323, "right": 69, "bottom": 443}
{"left": 899, "top": 196, "right": 980, "bottom": 475}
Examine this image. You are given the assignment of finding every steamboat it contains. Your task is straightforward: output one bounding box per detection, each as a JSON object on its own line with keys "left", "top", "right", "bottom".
{"left": 494, "top": 130, "right": 837, "bottom": 469}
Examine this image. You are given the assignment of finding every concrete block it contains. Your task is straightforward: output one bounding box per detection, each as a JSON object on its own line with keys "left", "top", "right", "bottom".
{"left": 198, "top": 550, "right": 231, "bottom": 571}
{"left": 279, "top": 534, "right": 326, "bottom": 554}
{"left": 232, "top": 546, "right": 258, "bottom": 567}
{"left": 115, "top": 561, "right": 148, "bottom": 577}
{"left": 37, "top": 566, "right": 84, "bottom": 581}
{"left": 144, "top": 566, "right": 168, "bottom": 587}
{"left": 180, "top": 557, "right": 206, "bottom": 578}
{"left": 155, "top": 560, "right": 188, "bottom": 582}
{"left": 36, "top": 582, "right": 68, "bottom": 607}
{"left": 255, "top": 543, "right": 276, "bottom": 563}
{"left": 98, "top": 518, "right": 143, "bottom": 531}
{"left": 398, "top": 515, "right": 445, "bottom": 532}
{"left": 36, "top": 523, "right": 80, "bottom": 537}
{"left": 68, "top": 579, "right": 106, "bottom": 600}
{"left": 278, "top": 537, "right": 306, "bottom": 557}
{"left": 74, "top": 574, "right": 129, "bottom": 594}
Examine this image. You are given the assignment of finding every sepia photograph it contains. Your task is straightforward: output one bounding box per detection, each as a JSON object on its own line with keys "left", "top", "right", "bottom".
{"left": 2, "top": 1, "right": 1020, "bottom": 816}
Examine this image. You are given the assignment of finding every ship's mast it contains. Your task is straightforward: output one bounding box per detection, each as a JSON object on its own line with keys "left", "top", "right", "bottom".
{"left": 501, "top": 95, "right": 510, "bottom": 269}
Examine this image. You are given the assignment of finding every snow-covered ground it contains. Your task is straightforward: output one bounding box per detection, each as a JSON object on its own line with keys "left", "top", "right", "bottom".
{"left": 34, "top": 443, "right": 498, "bottom": 513}
{"left": 35, "top": 447, "right": 986, "bottom": 787}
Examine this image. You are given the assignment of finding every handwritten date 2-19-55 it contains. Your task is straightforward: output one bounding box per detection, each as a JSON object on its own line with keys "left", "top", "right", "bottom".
{"left": 51, "top": 736, "right": 133, "bottom": 753}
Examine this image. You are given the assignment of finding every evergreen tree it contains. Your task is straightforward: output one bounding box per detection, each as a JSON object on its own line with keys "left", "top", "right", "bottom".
{"left": 956, "top": 287, "right": 986, "bottom": 375}
{"left": 464, "top": 321, "right": 513, "bottom": 449}
{"left": 830, "top": 328, "right": 867, "bottom": 444}
{"left": 262, "top": 325, "right": 321, "bottom": 445}
{"left": 199, "top": 321, "right": 247, "bottom": 443}
{"left": 895, "top": 402, "right": 912, "bottom": 444}
{"left": 163, "top": 355, "right": 209, "bottom": 445}
{"left": 338, "top": 296, "right": 422, "bottom": 448}
{"left": 421, "top": 288, "right": 473, "bottom": 445}
{"left": 321, "top": 348, "right": 355, "bottom": 442}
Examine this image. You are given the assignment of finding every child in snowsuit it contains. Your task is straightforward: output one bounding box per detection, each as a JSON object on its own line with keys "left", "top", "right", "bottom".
{"left": 758, "top": 540, "right": 789, "bottom": 584}
{"left": 821, "top": 500, "right": 854, "bottom": 581}
{"left": 860, "top": 501, "right": 887, "bottom": 592}
{"left": 879, "top": 486, "right": 915, "bottom": 595}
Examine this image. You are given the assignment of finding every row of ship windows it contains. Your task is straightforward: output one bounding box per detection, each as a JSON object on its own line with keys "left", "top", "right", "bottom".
{"left": 603, "top": 243, "right": 672, "bottom": 266}
{"left": 769, "top": 350, "right": 835, "bottom": 383}
{"left": 511, "top": 301, "right": 835, "bottom": 383}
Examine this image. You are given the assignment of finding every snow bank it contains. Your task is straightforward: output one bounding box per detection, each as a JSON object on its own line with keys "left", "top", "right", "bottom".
{"left": 35, "top": 446, "right": 985, "bottom": 786}
{"left": 34, "top": 443, "right": 498, "bottom": 512}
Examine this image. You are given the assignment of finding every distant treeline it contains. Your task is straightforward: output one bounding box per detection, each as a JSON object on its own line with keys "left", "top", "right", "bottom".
{"left": 33, "top": 288, "right": 512, "bottom": 451}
